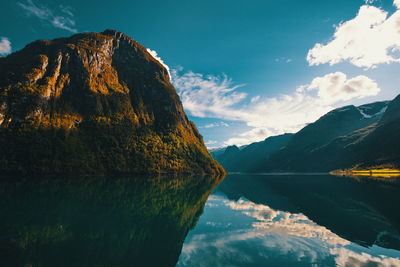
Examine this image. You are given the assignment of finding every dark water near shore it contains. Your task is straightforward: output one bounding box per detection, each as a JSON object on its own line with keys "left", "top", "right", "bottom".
{"left": 0, "top": 174, "right": 399, "bottom": 266}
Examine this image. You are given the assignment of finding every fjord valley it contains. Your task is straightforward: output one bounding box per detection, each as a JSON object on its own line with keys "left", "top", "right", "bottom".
{"left": 0, "top": 30, "right": 224, "bottom": 176}
{"left": 2, "top": 0, "right": 400, "bottom": 265}
{"left": 213, "top": 96, "right": 400, "bottom": 173}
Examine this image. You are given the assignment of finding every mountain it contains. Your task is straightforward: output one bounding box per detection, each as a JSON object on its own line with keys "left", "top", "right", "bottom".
{"left": 209, "top": 147, "right": 227, "bottom": 158}
{"left": 0, "top": 30, "right": 225, "bottom": 176}
{"left": 215, "top": 99, "right": 398, "bottom": 172}
{"left": 380, "top": 94, "right": 400, "bottom": 124}
{"left": 315, "top": 95, "right": 400, "bottom": 170}
{"left": 215, "top": 145, "right": 240, "bottom": 169}
{"left": 258, "top": 101, "right": 390, "bottom": 171}
{"left": 213, "top": 133, "right": 293, "bottom": 172}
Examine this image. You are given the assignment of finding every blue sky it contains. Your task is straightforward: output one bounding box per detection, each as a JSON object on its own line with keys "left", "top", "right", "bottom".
{"left": 1, "top": 0, "right": 400, "bottom": 147}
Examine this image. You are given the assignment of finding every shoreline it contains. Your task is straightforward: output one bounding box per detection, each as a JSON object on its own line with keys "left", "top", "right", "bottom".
{"left": 330, "top": 169, "right": 400, "bottom": 178}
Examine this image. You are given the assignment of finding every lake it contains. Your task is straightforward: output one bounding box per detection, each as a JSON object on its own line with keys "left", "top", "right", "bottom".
{"left": 178, "top": 174, "right": 400, "bottom": 266}
{"left": 0, "top": 174, "right": 399, "bottom": 266}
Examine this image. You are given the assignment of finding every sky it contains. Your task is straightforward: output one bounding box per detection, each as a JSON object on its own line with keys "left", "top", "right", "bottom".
{"left": 1, "top": 0, "right": 400, "bottom": 148}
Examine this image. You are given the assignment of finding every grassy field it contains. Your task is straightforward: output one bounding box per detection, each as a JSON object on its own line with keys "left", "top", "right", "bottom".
{"left": 352, "top": 169, "right": 400, "bottom": 173}
{"left": 331, "top": 168, "right": 400, "bottom": 178}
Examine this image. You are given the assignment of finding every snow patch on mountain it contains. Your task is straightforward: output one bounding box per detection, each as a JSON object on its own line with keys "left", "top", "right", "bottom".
{"left": 357, "top": 106, "right": 387, "bottom": 119}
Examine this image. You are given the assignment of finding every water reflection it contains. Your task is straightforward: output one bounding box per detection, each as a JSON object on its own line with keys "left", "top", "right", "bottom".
{"left": 1, "top": 174, "right": 399, "bottom": 266}
{"left": 178, "top": 174, "right": 400, "bottom": 266}
{"left": 0, "top": 175, "right": 222, "bottom": 267}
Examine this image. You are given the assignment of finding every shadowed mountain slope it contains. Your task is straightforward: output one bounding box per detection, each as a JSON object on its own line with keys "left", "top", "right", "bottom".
{"left": 214, "top": 99, "right": 399, "bottom": 172}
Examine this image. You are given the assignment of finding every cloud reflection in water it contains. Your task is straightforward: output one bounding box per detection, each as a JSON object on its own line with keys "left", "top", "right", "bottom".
{"left": 178, "top": 195, "right": 400, "bottom": 267}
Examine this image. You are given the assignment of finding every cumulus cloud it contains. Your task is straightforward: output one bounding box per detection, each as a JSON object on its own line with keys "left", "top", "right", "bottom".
{"left": 172, "top": 69, "right": 380, "bottom": 146}
{"left": 146, "top": 48, "right": 171, "bottom": 80}
{"left": 307, "top": 2, "right": 400, "bottom": 68}
{"left": 0, "top": 37, "right": 11, "bottom": 55}
{"left": 17, "top": 0, "right": 77, "bottom": 33}
{"left": 299, "top": 72, "right": 380, "bottom": 103}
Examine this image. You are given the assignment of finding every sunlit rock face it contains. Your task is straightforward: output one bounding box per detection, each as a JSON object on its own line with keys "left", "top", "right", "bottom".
{"left": 0, "top": 30, "right": 225, "bottom": 176}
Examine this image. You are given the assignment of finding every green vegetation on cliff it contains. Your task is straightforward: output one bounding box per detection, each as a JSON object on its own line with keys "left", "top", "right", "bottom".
{"left": 0, "top": 30, "right": 225, "bottom": 176}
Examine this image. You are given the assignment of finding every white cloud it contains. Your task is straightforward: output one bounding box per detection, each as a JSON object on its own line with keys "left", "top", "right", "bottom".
{"left": 250, "top": 96, "right": 260, "bottom": 103}
{"left": 51, "top": 16, "right": 76, "bottom": 32}
{"left": 59, "top": 5, "right": 74, "bottom": 17}
{"left": 17, "top": 0, "right": 77, "bottom": 33}
{"left": 395, "top": 0, "right": 400, "bottom": 9}
{"left": 173, "top": 69, "right": 380, "bottom": 146}
{"left": 332, "top": 247, "right": 400, "bottom": 267}
{"left": 307, "top": 3, "right": 400, "bottom": 68}
{"left": 172, "top": 70, "right": 247, "bottom": 118}
{"left": 221, "top": 93, "right": 334, "bottom": 146}
{"left": 0, "top": 37, "right": 11, "bottom": 55}
{"left": 146, "top": 48, "right": 171, "bottom": 80}
{"left": 224, "top": 128, "right": 276, "bottom": 147}
{"left": 205, "top": 140, "right": 218, "bottom": 147}
{"left": 302, "top": 72, "right": 380, "bottom": 103}
{"left": 201, "top": 122, "right": 229, "bottom": 129}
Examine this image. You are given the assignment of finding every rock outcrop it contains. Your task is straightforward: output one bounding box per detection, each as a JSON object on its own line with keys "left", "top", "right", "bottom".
{"left": 0, "top": 30, "right": 225, "bottom": 176}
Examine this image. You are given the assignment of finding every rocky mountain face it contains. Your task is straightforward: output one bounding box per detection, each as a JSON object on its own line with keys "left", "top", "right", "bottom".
{"left": 0, "top": 30, "right": 225, "bottom": 176}
{"left": 215, "top": 99, "right": 399, "bottom": 172}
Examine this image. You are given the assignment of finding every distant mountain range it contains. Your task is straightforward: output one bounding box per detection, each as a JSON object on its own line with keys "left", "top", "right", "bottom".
{"left": 0, "top": 30, "right": 224, "bottom": 176}
{"left": 212, "top": 95, "right": 400, "bottom": 172}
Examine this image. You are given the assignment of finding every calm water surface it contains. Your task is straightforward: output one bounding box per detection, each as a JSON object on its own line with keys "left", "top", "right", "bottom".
{"left": 178, "top": 174, "right": 400, "bottom": 267}
{"left": 0, "top": 174, "right": 399, "bottom": 266}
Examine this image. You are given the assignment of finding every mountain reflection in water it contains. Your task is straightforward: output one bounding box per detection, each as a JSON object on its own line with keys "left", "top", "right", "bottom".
{"left": 178, "top": 174, "right": 400, "bottom": 267}
{"left": 1, "top": 174, "right": 400, "bottom": 266}
{"left": 0, "top": 175, "right": 222, "bottom": 267}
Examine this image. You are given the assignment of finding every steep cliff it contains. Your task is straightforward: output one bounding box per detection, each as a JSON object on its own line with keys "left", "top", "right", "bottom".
{"left": 0, "top": 30, "right": 225, "bottom": 176}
